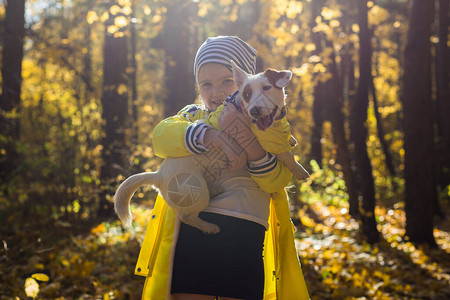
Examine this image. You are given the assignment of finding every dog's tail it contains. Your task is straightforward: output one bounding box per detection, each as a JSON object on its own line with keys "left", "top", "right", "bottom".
{"left": 114, "top": 172, "right": 161, "bottom": 227}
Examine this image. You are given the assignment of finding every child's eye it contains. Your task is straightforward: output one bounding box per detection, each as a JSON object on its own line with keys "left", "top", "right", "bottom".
{"left": 263, "top": 85, "right": 272, "bottom": 91}
{"left": 224, "top": 79, "right": 234, "bottom": 85}
{"left": 201, "top": 82, "right": 212, "bottom": 88}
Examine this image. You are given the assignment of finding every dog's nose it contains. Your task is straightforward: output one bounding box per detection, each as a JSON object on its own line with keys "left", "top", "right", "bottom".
{"left": 250, "top": 107, "right": 261, "bottom": 118}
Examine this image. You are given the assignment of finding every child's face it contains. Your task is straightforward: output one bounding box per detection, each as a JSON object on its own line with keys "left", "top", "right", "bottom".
{"left": 197, "top": 63, "right": 237, "bottom": 111}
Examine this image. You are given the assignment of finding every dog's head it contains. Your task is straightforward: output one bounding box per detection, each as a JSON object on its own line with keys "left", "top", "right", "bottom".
{"left": 231, "top": 60, "right": 292, "bottom": 131}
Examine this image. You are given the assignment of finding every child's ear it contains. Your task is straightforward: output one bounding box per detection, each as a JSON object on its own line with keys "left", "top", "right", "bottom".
{"left": 231, "top": 60, "right": 248, "bottom": 89}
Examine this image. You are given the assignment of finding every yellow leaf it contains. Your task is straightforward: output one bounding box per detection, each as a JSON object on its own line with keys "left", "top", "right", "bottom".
{"left": 286, "top": 1, "right": 303, "bottom": 19}
{"left": 31, "top": 273, "right": 49, "bottom": 282}
{"left": 24, "top": 277, "right": 39, "bottom": 299}
{"left": 313, "top": 23, "right": 331, "bottom": 35}
{"left": 122, "top": 5, "right": 132, "bottom": 15}
{"left": 313, "top": 63, "right": 326, "bottom": 73}
{"left": 301, "top": 215, "right": 316, "bottom": 227}
{"left": 229, "top": 8, "right": 238, "bottom": 22}
{"left": 329, "top": 19, "right": 340, "bottom": 27}
{"left": 321, "top": 7, "right": 340, "bottom": 20}
{"left": 220, "top": 0, "right": 233, "bottom": 5}
{"left": 73, "top": 200, "right": 80, "bottom": 213}
{"left": 114, "top": 16, "right": 128, "bottom": 27}
{"left": 110, "top": 5, "right": 121, "bottom": 15}
{"left": 91, "top": 223, "right": 106, "bottom": 234}
{"left": 86, "top": 11, "right": 98, "bottom": 24}
{"left": 291, "top": 24, "right": 299, "bottom": 34}
{"left": 143, "top": 5, "right": 152, "bottom": 15}
{"left": 292, "top": 64, "right": 309, "bottom": 77}
{"left": 107, "top": 25, "right": 118, "bottom": 34}
{"left": 114, "top": 32, "right": 125, "bottom": 38}
{"left": 117, "top": 84, "right": 128, "bottom": 95}
{"left": 373, "top": 270, "right": 384, "bottom": 279}
{"left": 152, "top": 15, "right": 162, "bottom": 23}
{"left": 118, "top": 0, "right": 131, "bottom": 6}
{"left": 330, "top": 263, "right": 341, "bottom": 274}
{"left": 305, "top": 43, "right": 316, "bottom": 52}
{"left": 315, "top": 16, "right": 322, "bottom": 24}
{"left": 368, "top": 5, "right": 389, "bottom": 25}
{"left": 101, "top": 11, "right": 109, "bottom": 22}
{"left": 198, "top": 3, "right": 210, "bottom": 17}
{"left": 323, "top": 249, "right": 334, "bottom": 259}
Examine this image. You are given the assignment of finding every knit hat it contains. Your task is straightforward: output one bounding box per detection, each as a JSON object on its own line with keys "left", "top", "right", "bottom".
{"left": 194, "top": 36, "right": 257, "bottom": 81}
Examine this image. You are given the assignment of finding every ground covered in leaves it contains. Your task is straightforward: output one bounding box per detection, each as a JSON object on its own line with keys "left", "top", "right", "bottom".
{"left": 1, "top": 201, "right": 449, "bottom": 299}
{"left": 296, "top": 202, "right": 450, "bottom": 299}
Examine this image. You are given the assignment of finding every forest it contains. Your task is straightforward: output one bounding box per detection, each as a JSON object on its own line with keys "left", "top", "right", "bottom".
{"left": 0, "top": 0, "right": 449, "bottom": 299}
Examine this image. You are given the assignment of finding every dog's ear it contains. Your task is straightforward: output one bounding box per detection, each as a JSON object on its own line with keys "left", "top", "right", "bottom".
{"left": 230, "top": 60, "right": 248, "bottom": 89}
{"left": 264, "top": 69, "right": 293, "bottom": 89}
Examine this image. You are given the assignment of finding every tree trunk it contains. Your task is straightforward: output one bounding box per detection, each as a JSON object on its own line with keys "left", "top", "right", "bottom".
{"left": 1, "top": 0, "right": 25, "bottom": 113}
{"left": 341, "top": 8, "right": 360, "bottom": 217}
{"left": 402, "top": 0, "right": 437, "bottom": 246}
{"left": 310, "top": 88, "right": 324, "bottom": 167}
{"left": 309, "top": 0, "right": 326, "bottom": 168}
{"left": 130, "top": 1, "right": 138, "bottom": 145}
{"left": 162, "top": 1, "right": 196, "bottom": 117}
{"left": 353, "top": 0, "right": 379, "bottom": 244}
{"left": 83, "top": 26, "right": 93, "bottom": 98}
{"left": 436, "top": 0, "right": 450, "bottom": 195}
{"left": 325, "top": 41, "right": 360, "bottom": 220}
{"left": 99, "top": 5, "right": 129, "bottom": 217}
{"left": 0, "top": 0, "right": 25, "bottom": 184}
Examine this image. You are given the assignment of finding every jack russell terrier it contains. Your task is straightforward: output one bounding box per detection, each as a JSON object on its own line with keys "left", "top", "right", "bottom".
{"left": 114, "top": 61, "right": 309, "bottom": 234}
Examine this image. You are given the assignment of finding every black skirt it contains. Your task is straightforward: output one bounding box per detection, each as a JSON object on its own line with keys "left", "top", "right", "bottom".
{"left": 171, "top": 212, "right": 266, "bottom": 299}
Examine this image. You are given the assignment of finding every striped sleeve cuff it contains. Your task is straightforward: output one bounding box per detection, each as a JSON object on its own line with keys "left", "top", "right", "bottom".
{"left": 246, "top": 152, "right": 277, "bottom": 176}
{"left": 185, "top": 122, "right": 213, "bottom": 155}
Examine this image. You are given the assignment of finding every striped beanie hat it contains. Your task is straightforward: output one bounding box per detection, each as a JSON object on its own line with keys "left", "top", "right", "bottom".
{"left": 194, "top": 36, "right": 257, "bottom": 81}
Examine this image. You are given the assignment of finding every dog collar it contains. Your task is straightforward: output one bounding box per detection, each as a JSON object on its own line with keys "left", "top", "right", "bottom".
{"left": 224, "top": 90, "right": 242, "bottom": 113}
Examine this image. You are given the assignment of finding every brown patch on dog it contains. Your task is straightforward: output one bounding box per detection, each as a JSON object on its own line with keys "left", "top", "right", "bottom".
{"left": 264, "top": 69, "right": 284, "bottom": 89}
{"left": 242, "top": 84, "right": 253, "bottom": 103}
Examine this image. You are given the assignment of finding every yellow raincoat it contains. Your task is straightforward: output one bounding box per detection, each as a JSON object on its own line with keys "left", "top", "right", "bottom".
{"left": 134, "top": 105, "right": 310, "bottom": 300}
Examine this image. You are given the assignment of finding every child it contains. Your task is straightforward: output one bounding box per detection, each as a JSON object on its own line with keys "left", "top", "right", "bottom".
{"left": 134, "top": 36, "right": 309, "bottom": 300}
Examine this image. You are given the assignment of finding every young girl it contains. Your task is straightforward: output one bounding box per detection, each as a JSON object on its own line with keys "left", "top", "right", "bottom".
{"left": 134, "top": 36, "right": 309, "bottom": 300}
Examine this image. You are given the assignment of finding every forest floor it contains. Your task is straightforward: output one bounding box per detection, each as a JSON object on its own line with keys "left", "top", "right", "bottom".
{"left": 0, "top": 199, "right": 449, "bottom": 300}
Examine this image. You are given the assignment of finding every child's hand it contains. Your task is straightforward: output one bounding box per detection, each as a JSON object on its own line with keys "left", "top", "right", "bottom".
{"left": 203, "top": 128, "right": 247, "bottom": 171}
{"left": 219, "top": 102, "right": 254, "bottom": 147}
{"left": 219, "top": 102, "right": 265, "bottom": 161}
{"left": 218, "top": 101, "right": 250, "bottom": 129}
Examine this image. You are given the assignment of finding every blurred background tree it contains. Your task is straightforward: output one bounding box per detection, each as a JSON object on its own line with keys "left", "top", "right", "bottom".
{"left": 0, "top": 0, "right": 24, "bottom": 187}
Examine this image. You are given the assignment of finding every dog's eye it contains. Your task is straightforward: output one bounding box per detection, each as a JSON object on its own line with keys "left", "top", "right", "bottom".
{"left": 263, "top": 85, "right": 272, "bottom": 91}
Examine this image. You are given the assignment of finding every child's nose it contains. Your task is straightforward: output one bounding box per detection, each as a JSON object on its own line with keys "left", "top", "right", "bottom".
{"left": 213, "top": 88, "right": 226, "bottom": 98}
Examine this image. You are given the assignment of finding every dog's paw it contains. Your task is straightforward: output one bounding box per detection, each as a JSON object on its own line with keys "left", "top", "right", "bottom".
{"left": 202, "top": 223, "right": 220, "bottom": 234}
{"left": 294, "top": 171, "right": 310, "bottom": 181}
{"left": 180, "top": 214, "right": 220, "bottom": 234}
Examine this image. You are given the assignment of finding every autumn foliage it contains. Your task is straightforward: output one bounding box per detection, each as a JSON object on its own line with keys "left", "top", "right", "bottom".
{"left": 0, "top": 0, "right": 449, "bottom": 299}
